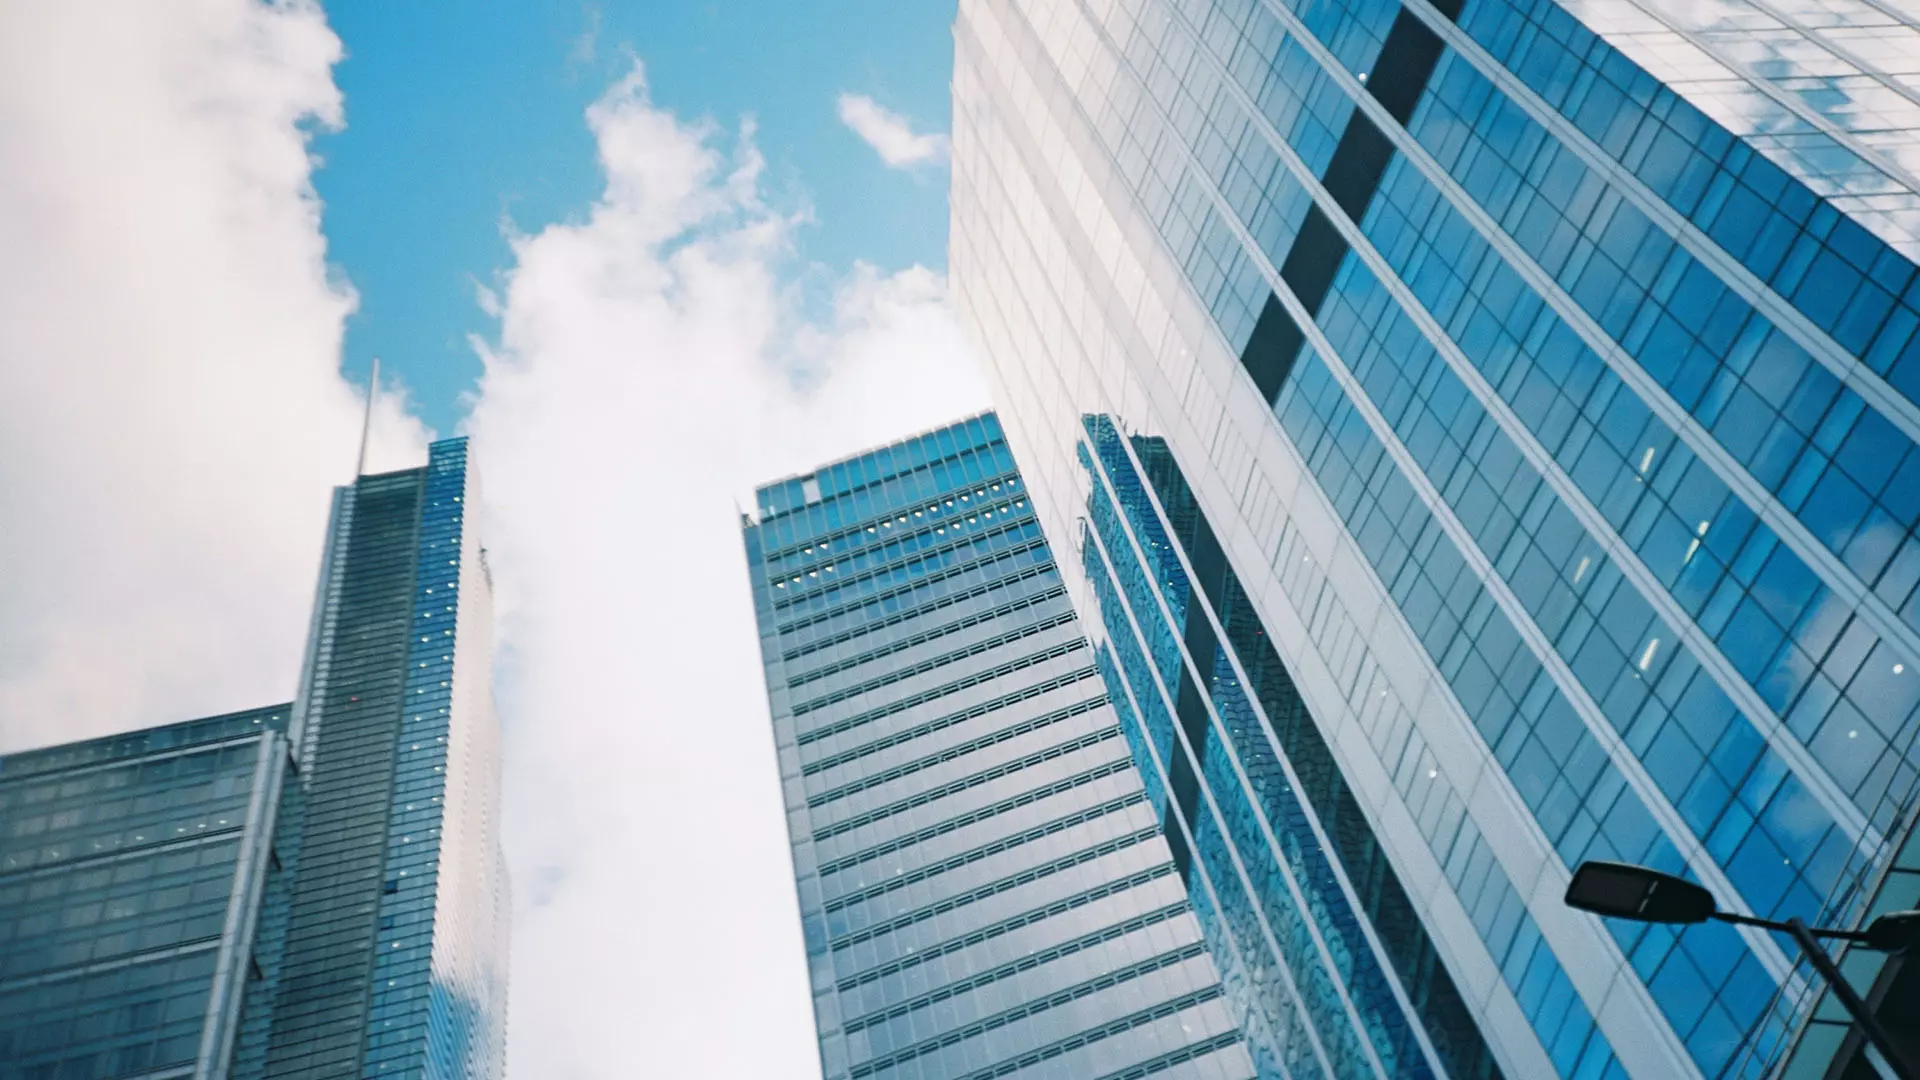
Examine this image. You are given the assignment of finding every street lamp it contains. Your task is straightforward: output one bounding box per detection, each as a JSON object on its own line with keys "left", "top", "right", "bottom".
{"left": 1564, "top": 861, "right": 1920, "bottom": 1079}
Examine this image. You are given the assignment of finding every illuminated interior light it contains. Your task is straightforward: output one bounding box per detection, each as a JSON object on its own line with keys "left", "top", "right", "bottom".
{"left": 1639, "top": 638, "right": 1660, "bottom": 671}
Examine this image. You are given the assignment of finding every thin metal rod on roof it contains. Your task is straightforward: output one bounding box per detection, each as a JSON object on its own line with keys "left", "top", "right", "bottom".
{"left": 355, "top": 356, "right": 380, "bottom": 479}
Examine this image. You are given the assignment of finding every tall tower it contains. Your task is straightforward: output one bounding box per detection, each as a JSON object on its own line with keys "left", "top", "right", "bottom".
{"left": 744, "top": 414, "right": 1257, "bottom": 1080}
{"left": 948, "top": 1, "right": 1920, "bottom": 1077}
{"left": 236, "top": 437, "right": 510, "bottom": 1080}
{"left": 0, "top": 437, "right": 510, "bottom": 1078}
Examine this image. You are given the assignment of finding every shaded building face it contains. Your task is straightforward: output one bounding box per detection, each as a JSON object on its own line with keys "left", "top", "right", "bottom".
{"left": 949, "top": 0, "right": 1920, "bottom": 1077}
{"left": 745, "top": 414, "right": 1258, "bottom": 1080}
{"left": 0, "top": 707, "right": 290, "bottom": 1079}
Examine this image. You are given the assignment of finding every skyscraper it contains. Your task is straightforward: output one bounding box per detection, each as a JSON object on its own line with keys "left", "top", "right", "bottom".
{"left": 237, "top": 437, "right": 510, "bottom": 1080}
{"left": 948, "top": 1, "right": 1920, "bottom": 1077}
{"left": 0, "top": 437, "right": 509, "bottom": 1079}
{"left": 745, "top": 415, "right": 1257, "bottom": 1080}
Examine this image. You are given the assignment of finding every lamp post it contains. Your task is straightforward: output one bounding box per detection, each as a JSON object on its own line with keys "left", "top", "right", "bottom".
{"left": 1563, "top": 861, "right": 1920, "bottom": 1079}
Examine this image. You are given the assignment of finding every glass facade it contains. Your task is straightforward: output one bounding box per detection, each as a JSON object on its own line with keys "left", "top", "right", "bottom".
{"left": 236, "top": 437, "right": 510, "bottom": 1080}
{"left": 0, "top": 706, "right": 290, "bottom": 1080}
{"left": 0, "top": 438, "right": 509, "bottom": 1079}
{"left": 745, "top": 415, "right": 1257, "bottom": 1080}
{"left": 948, "top": 0, "right": 1920, "bottom": 1076}
{"left": 1774, "top": 807, "right": 1919, "bottom": 1078}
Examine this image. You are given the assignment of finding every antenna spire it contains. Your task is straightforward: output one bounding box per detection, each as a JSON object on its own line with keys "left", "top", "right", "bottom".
{"left": 355, "top": 357, "right": 380, "bottom": 478}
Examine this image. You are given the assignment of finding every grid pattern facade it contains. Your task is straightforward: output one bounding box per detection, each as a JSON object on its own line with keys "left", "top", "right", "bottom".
{"left": 234, "top": 438, "right": 509, "bottom": 1080}
{"left": 745, "top": 415, "right": 1256, "bottom": 1080}
{"left": 1552, "top": 0, "right": 1920, "bottom": 259}
{"left": 0, "top": 706, "right": 290, "bottom": 1080}
{"left": 1775, "top": 806, "right": 1919, "bottom": 1076}
{"left": 948, "top": 0, "right": 1920, "bottom": 1077}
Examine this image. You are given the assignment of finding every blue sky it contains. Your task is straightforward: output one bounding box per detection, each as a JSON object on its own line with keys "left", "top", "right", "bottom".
{"left": 318, "top": 1, "right": 957, "bottom": 434}
{"left": 1, "top": 3, "right": 992, "bottom": 1076}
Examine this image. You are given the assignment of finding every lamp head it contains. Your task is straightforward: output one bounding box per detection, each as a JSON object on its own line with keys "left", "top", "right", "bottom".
{"left": 1864, "top": 911, "right": 1920, "bottom": 953}
{"left": 1565, "top": 861, "right": 1716, "bottom": 924}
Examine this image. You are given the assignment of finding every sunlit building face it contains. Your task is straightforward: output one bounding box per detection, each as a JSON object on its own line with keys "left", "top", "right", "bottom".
{"left": 746, "top": 414, "right": 1259, "bottom": 1080}
{"left": 948, "top": 0, "right": 1920, "bottom": 1076}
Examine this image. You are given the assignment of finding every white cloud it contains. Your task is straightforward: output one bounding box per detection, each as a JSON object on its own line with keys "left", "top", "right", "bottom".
{"left": 836, "top": 92, "right": 949, "bottom": 168}
{"left": 0, "top": 5, "right": 988, "bottom": 1072}
{"left": 466, "top": 63, "right": 987, "bottom": 1077}
{"left": 0, "top": 0, "right": 427, "bottom": 753}
{"left": 567, "top": 4, "right": 601, "bottom": 70}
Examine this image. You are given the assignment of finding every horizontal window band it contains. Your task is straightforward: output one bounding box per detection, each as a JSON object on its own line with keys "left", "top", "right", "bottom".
{"left": 943, "top": 986, "right": 1228, "bottom": 1080}
{"left": 1092, "top": 1031, "right": 1246, "bottom": 1080}
{"left": 0, "top": 935, "right": 224, "bottom": 993}
{"left": 808, "top": 719, "right": 1116, "bottom": 811}
{"left": 803, "top": 695, "right": 1106, "bottom": 782}
{"left": 795, "top": 655, "right": 1095, "bottom": 745}
{"left": 847, "top": 942, "right": 1210, "bottom": 1078}
{"left": 809, "top": 730, "right": 1124, "bottom": 843}
{"left": 785, "top": 605, "right": 1076, "bottom": 689}
{"left": 829, "top": 862, "right": 1180, "bottom": 993}
{"left": 822, "top": 791, "right": 1148, "bottom": 912}
{"left": 758, "top": 447, "right": 1012, "bottom": 537}
{"left": 815, "top": 758, "right": 1140, "bottom": 875}
{"left": 793, "top": 632, "right": 1081, "bottom": 718}
{"left": 768, "top": 488, "right": 1030, "bottom": 593}
{"left": 789, "top": 613, "right": 1079, "bottom": 711}
{"left": 839, "top": 896, "right": 1187, "bottom": 1033}
{"left": 773, "top": 538, "right": 1050, "bottom": 635}
{"left": 827, "top": 824, "right": 1159, "bottom": 950}
{"left": 779, "top": 581, "right": 1067, "bottom": 663}
{"left": 762, "top": 466, "right": 1016, "bottom": 561}
{"left": 771, "top": 515, "right": 1037, "bottom": 613}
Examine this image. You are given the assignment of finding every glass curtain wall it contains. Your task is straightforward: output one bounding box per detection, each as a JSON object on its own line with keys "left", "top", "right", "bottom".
{"left": 948, "top": 0, "right": 1920, "bottom": 1075}
{"left": 746, "top": 415, "right": 1257, "bottom": 1080}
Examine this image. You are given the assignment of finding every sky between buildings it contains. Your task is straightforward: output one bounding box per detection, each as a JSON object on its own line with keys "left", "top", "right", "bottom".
{"left": 0, "top": 2, "right": 990, "bottom": 1076}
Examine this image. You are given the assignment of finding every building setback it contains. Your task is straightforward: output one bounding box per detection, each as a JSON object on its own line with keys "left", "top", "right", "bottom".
{"left": 948, "top": 0, "right": 1920, "bottom": 1077}
{"left": 0, "top": 437, "right": 510, "bottom": 1079}
{"left": 745, "top": 414, "right": 1256, "bottom": 1080}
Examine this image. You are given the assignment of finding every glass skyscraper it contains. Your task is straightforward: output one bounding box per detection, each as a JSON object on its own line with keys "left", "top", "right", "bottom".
{"left": 0, "top": 437, "right": 509, "bottom": 1079}
{"left": 948, "top": 0, "right": 1920, "bottom": 1077}
{"left": 745, "top": 415, "right": 1257, "bottom": 1080}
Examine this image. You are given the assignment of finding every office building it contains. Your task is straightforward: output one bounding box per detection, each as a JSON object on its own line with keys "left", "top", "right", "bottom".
{"left": 0, "top": 437, "right": 510, "bottom": 1078}
{"left": 745, "top": 415, "right": 1256, "bottom": 1080}
{"left": 0, "top": 707, "right": 292, "bottom": 1079}
{"left": 235, "top": 437, "right": 510, "bottom": 1080}
{"left": 948, "top": 0, "right": 1920, "bottom": 1077}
